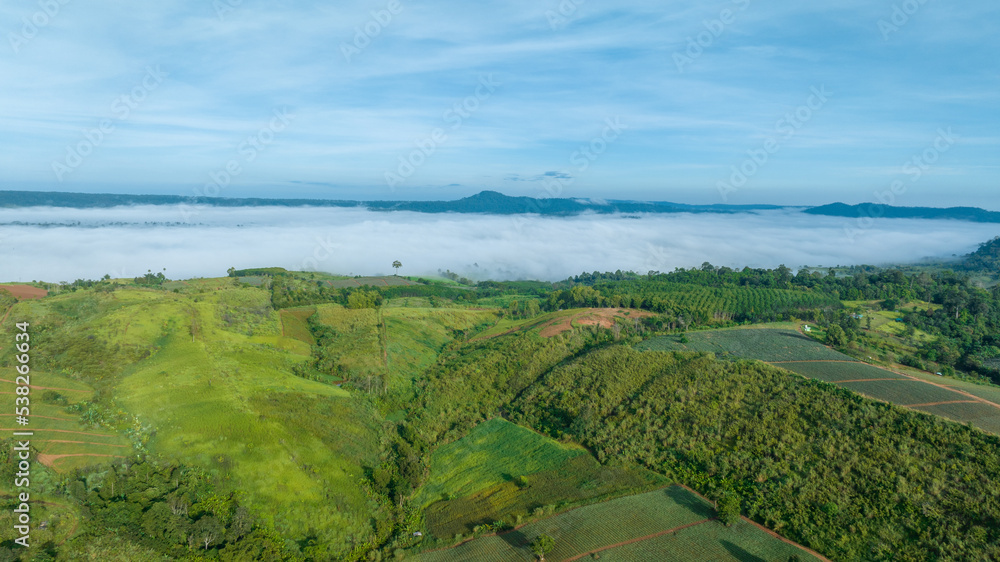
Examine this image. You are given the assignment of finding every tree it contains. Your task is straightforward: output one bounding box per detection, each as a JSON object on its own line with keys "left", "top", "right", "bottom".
{"left": 392, "top": 260, "right": 402, "bottom": 276}
{"left": 530, "top": 534, "right": 555, "bottom": 561}
{"left": 717, "top": 492, "right": 741, "bottom": 526}
{"left": 227, "top": 267, "right": 236, "bottom": 277}
{"left": 192, "top": 516, "right": 224, "bottom": 550}
{"left": 826, "top": 324, "right": 848, "bottom": 347}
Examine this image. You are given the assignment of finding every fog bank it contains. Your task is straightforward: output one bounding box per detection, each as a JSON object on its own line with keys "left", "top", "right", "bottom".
{"left": 1, "top": 206, "right": 996, "bottom": 283}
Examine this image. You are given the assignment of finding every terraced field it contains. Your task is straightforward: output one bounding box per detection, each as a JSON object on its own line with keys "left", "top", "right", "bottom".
{"left": 0, "top": 371, "right": 132, "bottom": 473}
{"left": 639, "top": 327, "right": 1000, "bottom": 434}
{"left": 411, "top": 486, "right": 822, "bottom": 562}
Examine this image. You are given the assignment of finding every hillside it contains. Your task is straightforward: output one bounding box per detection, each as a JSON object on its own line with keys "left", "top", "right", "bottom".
{"left": 1, "top": 262, "right": 999, "bottom": 560}
{"left": 805, "top": 202, "right": 1000, "bottom": 223}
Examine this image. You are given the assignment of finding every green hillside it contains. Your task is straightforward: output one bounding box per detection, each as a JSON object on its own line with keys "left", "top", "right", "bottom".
{"left": 1, "top": 261, "right": 999, "bottom": 560}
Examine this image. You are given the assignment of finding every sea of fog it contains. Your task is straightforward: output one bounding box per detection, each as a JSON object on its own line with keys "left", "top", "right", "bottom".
{"left": 1, "top": 205, "right": 997, "bottom": 283}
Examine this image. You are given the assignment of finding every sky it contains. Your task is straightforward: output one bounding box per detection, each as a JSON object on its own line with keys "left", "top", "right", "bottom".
{"left": 1, "top": 1, "right": 998, "bottom": 207}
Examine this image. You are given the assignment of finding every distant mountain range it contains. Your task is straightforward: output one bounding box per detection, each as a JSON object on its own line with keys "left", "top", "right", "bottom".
{"left": 2, "top": 189, "right": 999, "bottom": 222}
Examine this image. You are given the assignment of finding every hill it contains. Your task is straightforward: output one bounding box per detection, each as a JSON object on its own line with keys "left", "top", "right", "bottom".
{"left": 805, "top": 202, "right": 1000, "bottom": 223}
{"left": 7, "top": 189, "right": 1000, "bottom": 222}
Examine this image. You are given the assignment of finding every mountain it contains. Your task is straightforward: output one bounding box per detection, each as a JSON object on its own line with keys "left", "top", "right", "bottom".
{"left": 805, "top": 202, "right": 1000, "bottom": 223}
{"left": 2, "top": 190, "right": 999, "bottom": 222}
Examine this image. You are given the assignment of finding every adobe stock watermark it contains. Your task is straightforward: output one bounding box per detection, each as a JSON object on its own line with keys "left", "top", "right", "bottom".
{"left": 512, "top": 117, "right": 628, "bottom": 231}
{"left": 51, "top": 66, "right": 168, "bottom": 182}
{"left": 7, "top": 0, "right": 72, "bottom": 54}
{"left": 673, "top": 0, "right": 750, "bottom": 72}
{"left": 384, "top": 74, "right": 500, "bottom": 191}
{"left": 717, "top": 85, "right": 832, "bottom": 202}
{"left": 341, "top": 0, "right": 403, "bottom": 63}
{"left": 878, "top": 0, "right": 932, "bottom": 41}
{"left": 546, "top": 0, "right": 586, "bottom": 30}
{"left": 179, "top": 107, "right": 294, "bottom": 221}
{"left": 213, "top": 0, "right": 245, "bottom": 21}
{"left": 844, "top": 127, "right": 956, "bottom": 242}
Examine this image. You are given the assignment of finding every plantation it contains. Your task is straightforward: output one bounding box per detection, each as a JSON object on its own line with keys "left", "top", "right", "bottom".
{"left": 637, "top": 328, "right": 851, "bottom": 362}
{"left": 594, "top": 519, "right": 822, "bottom": 562}
{"left": 772, "top": 360, "right": 909, "bottom": 383}
{"left": 412, "top": 486, "right": 723, "bottom": 562}
{"left": 416, "top": 418, "right": 664, "bottom": 538}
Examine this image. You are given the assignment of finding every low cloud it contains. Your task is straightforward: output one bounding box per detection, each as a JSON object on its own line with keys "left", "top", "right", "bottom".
{"left": 0, "top": 206, "right": 996, "bottom": 283}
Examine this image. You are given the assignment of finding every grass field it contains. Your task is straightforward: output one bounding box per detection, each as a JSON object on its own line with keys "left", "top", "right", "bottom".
{"left": 311, "top": 304, "right": 495, "bottom": 388}
{"left": 410, "top": 486, "right": 821, "bottom": 562}
{"left": 279, "top": 306, "right": 317, "bottom": 345}
{"left": 639, "top": 326, "right": 1000, "bottom": 435}
{"left": 0, "top": 283, "right": 390, "bottom": 551}
{"left": 416, "top": 419, "right": 664, "bottom": 538}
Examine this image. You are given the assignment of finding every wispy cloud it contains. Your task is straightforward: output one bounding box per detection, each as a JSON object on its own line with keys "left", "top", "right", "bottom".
{"left": 0, "top": 1, "right": 997, "bottom": 205}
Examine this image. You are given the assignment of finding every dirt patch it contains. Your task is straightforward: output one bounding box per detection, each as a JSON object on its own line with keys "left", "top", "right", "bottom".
{"left": 0, "top": 284, "right": 48, "bottom": 300}
{"left": 38, "top": 453, "right": 126, "bottom": 471}
{"left": 905, "top": 400, "right": 981, "bottom": 408}
{"left": 540, "top": 308, "right": 655, "bottom": 338}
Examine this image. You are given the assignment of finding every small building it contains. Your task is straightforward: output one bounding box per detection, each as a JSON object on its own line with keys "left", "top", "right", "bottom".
{"left": 803, "top": 325, "right": 811, "bottom": 332}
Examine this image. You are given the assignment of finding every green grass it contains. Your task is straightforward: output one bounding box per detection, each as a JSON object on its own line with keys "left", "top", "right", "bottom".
{"left": 310, "top": 304, "right": 495, "bottom": 388}
{"left": 1, "top": 285, "right": 391, "bottom": 551}
{"left": 279, "top": 306, "right": 316, "bottom": 346}
{"left": 638, "top": 328, "right": 851, "bottom": 362}
{"left": 416, "top": 419, "right": 586, "bottom": 507}
{"left": 411, "top": 486, "right": 808, "bottom": 562}
{"left": 416, "top": 419, "right": 665, "bottom": 539}
{"left": 383, "top": 306, "right": 496, "bottom": 385}
{"left": 470, "top": 310, "right": 577, "bottom": 341}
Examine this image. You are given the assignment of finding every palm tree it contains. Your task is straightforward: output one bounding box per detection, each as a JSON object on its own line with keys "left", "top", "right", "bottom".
{"left": 392, "top": 260, "right": 402, "bottom": 276}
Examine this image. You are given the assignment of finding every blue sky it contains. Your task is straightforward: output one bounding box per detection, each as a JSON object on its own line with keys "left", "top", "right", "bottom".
{"left": 1, "top": 0, "right": 998, "bottom": 207}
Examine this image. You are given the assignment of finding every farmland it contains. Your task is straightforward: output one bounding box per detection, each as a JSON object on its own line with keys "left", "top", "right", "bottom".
{"left": 0, "top": 284, "right": 48, "bottom": 300}
{"left": 415, "top": 418, "right": 664, "bottom": 539}
{"left": 639, "top": 326, "right": 1000, "bottom": 434}
{"left": 410, "top": 486, "right": 820, "bottom": 562}
{"left": 637, "top": 328, "right": 851, "bottom": 362}
{"left": 0, "top": 260, "right": 997, "bottom": 559}
{"left": 0, "top": 371, "right": 132, "bottom": 473}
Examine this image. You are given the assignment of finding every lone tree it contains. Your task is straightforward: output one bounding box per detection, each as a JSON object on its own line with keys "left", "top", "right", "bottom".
{"left": 392, "top": 260, "right": 402, "bottom": 276}
{"left": 530, "top": 534, "right": 554, "bottom": 561}
{"left": 717, "top": 492, "right": 741, "bottom": 527}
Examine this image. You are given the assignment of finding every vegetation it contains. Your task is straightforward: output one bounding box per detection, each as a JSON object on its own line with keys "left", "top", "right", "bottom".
{"left": 1, "top": 241, "right": 999, "bottom": 560}
{"left": 412, "top": 486, "right": 819, "bottom": 562}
